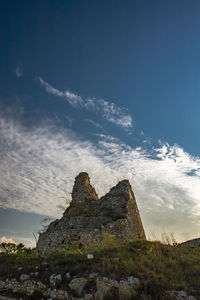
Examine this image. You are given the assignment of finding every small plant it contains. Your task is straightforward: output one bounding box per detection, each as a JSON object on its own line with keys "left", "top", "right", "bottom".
{"left": 1, "top": 238, "right": 200, "bottom": 299}
{"left": 101, "top": 233, "right": 119, "bottom": 249}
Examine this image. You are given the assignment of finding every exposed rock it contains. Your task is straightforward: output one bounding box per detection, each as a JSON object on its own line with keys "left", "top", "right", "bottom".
{"left": 177, "top": 290, "right": 187, "bottom": 298}
{"left": 49, "top": 274, "right": 62, "bottom": 287}
{"left": 69, "top": 277, "right": 88, "bottom": 296}
{"left": 1, "top": 275, "right": 197, "bottom": 300}
{"left": 72, "top": 172, "right": 98, "bottom": 205}
{"left": 20, "top": 274, "right": 30, "bottom": 281}
{"left": 0, "top": 278, "right": 68, "bottom": 299}
{"left": 37, "top": 173, "right": 146, "bottom": 253}
{"left": 66, "top": 272, "right": 71, "bottom": 279}
{"left": 89, "top": 273, "right": 98, "bottom": 279}
{"left": 95, "top": 277, "right": 119, "bottom": 300}
{"left": 84, "top": 294, "right": 94, "bottom": 300}
{"left": 118, "top": 277, "right": 139, "bottom": 300}
{"left": 127, "top": 276, "right": 140, "bottom": 286}
{"left": 166, "top": 290, "right": 197, "bottom": 299}
{"left": 119, "top": 280, "right": 134, "bottom": 299}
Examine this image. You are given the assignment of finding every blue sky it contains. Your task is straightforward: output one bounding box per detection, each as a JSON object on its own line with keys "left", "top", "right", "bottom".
{"left": 1, "top": 0, "right": 200, "bottom": 245}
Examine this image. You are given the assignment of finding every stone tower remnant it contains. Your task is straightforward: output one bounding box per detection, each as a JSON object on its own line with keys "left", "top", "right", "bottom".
{"left": 37, "top": 172, "right": 146, "bottom": 253}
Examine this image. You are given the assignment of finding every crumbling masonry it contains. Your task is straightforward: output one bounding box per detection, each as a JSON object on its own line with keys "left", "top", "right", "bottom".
{"left": 37, "top": 172, "right": 146, "bottom": 253}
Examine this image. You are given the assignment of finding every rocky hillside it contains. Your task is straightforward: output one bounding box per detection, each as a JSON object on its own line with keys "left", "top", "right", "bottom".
{"left": 37, "top": 173, "right": 145, "bottom": 253}
{"left": 0, "top": 239, "right": 199, "bottom": 299}
{"left": 1, "top": 174, "right": 200, "bottom": 299}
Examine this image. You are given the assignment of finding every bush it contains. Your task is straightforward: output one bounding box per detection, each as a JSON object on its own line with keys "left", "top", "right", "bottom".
{"left": 0, "top": 242, "right": 25, "bottom": 254}
{"left": 1, "top": 238, "right": 200, "bottom": 298}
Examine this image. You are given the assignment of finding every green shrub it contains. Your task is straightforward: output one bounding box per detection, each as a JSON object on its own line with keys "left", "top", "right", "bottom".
{"left": 1, "top": 239, "right": 200, "bottom": 298}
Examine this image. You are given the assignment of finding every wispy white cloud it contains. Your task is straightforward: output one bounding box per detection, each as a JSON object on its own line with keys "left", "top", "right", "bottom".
{"left": 37, "top": 77, "right": 133, "bottom": 129}
{"left": 15, "top": 67, "right": 23, "bottom": 78}
{"left": 85, "top": 119, "right": 104, "bottom": 130}
{"left": 1, "top": 116, "right": 200, "bottom": 241}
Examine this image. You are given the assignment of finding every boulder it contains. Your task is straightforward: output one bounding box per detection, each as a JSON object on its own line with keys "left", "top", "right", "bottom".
{"left": 127, "top": 276, "right": 140, "bottom": 286}
{"left": 49, "top": 274, "right": 62, "bottom": 287}
{"left": 166, "top": 290, "right": 195, "bottom": 299}
{"left": 69, "top": 277, "right": 88, "bottom": 296}
{"left": 95, "top": 277, "right": 119, "bottom": 300}
{"left": 20, "top": 274, "right": 30, "bottom": 282}
{"left": 118, "top": 277, "right": 139, "bottom": 299}
{"left": 84, "top": 294, "right": 94, "bottom": 300}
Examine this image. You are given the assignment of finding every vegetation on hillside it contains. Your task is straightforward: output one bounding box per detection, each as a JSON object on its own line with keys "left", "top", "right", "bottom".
{"left": 0, "top": 234, "right": 200, "bottom": 299}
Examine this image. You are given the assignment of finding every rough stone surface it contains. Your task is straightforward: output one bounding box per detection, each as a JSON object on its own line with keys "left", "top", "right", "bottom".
{"left": 127, "top": 276, "right": 140, "bottom": 286}
{"left": 49, "top": 274, "right": 62, "bottom": 287}
{"left": 69, "top": 277, "right": 88, "bottom": 296}
{"left": 0, "top": 277, "right": 196, "bottom": 300}
{"left": 118, "top": 277, "right": 139, "bottom": 300}
{"left": 89, "top": 273, "right": 98, "bottom": 279}
{"left": 0, "top": 278, "right": 68, "bottom": 299}
{"left": 95, "top": 277, "right": 119, "bottom": 300}
{"left": 20, "top": 274, "right": 30, "bottom": 282}
{"left": 84, "top": 294, "right": 94, "bottom": 300}
{"left": 37, "top": 172, "right": 146, "bottom": 253}
{"left": 166, "top": 290, "right": 197, "bottom": 299}
{"left": 72, "top": 172, "right": 98, "bottom": 204}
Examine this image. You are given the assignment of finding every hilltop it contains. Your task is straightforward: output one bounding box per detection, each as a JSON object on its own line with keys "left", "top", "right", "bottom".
{"left": 0, "top": 174, "right": 199, "bottom": 299}
{"left": 37, "top": 172, "right": 145, "bottom": 253}
{"left": 0, "top": 238, "right": 200, "bottom": 299}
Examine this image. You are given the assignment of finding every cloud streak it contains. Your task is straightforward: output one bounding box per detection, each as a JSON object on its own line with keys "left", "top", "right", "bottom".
{"left": 38, "top": 77, "right": 133, "bottom": 129}
{"left": 1, "top": 116, "right": 200, "bottom": 241}
{"left": 15, "top": 67, "right": 23, "bottom": 78}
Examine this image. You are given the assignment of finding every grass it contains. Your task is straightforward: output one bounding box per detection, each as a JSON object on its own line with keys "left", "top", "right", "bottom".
{"left": 1, "top": 236, "right": 200, "bottom": 299}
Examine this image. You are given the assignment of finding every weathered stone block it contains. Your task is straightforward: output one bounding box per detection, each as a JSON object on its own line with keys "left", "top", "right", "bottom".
{"left": 37, "top": 172, "right": 146, "bottom": 253}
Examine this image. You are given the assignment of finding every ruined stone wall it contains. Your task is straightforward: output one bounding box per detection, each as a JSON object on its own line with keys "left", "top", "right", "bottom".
{"left": 37, "top": 173, "right": 146, "bottom": 253}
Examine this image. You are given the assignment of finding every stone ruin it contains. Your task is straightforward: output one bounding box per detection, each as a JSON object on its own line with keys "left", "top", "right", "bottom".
{"left": 37, "top": 172, "right": 146, "bottom": 253}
